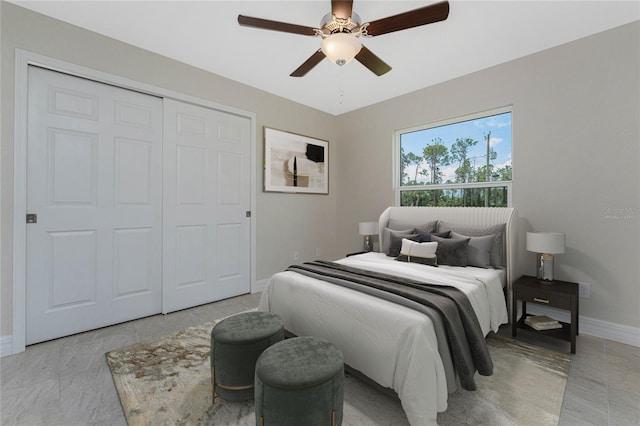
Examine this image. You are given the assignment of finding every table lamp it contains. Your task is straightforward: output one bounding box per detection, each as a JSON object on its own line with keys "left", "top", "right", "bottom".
{"left": 359, "top": 222, "right": 378, "bottom": 252}
{"left": 526, "top": 232, "right": 565, "bottom": 282}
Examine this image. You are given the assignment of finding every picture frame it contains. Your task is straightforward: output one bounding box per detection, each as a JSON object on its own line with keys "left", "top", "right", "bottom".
{"left": 264, "top": 127, "right": 329, "bottom": 194}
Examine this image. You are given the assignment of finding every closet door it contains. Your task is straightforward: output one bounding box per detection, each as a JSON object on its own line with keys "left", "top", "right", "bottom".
{"left": 26, "top": 66, "right": 163, "bottom": 344}
{"left": 163, "top": 99, "right": 251, "bottom": 312}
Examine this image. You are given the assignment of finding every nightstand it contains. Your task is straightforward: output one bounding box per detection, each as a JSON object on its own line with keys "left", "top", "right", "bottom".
{"left": 512, "top": 275, "right": 579, "bottom": 354}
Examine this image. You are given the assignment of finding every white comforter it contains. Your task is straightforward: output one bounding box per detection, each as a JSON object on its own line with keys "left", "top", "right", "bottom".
{"left": 258, "top": 252, "right": 509, "bottom": 426}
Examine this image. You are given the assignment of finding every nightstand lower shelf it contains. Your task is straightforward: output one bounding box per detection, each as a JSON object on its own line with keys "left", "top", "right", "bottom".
{"left": 517, "top": 315, "right": 573, "bottom": 341}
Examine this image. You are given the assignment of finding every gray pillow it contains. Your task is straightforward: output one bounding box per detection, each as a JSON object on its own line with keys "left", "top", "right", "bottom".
{"left": 416, "top": 230, "right": 450, "bottom": 242}
{"left": 438, "top": 221, "right": 505, "bottom": 267}
{"left": 386, "top": 231, "right": 419, "bottom": 257}
{"left": 450, "top": 231, "right": 493, "bottom": 268}
{"left": 381, "top": 227, "right": 417, "bottom": 254}
{"left": 432, "top": 235, "right": 470, "bottom": 267}
{"left": 388, "top": 219, "right": 437, "bottom": 234}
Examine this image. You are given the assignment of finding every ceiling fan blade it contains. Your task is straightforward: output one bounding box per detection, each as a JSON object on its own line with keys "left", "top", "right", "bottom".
{"left": 331, "top": 0, "right": 353, "bottom": 20}
{"left": 365, "top": 1, "right": 450, "bottom": 37}
{"left": 290, "top": 50, "right": 326, "bottom": 77}
{"left": 355, "top": 46, "right": 391, "bottom": 76}
{"left": 238, "top": 15, "right": 317, "bottom": 36}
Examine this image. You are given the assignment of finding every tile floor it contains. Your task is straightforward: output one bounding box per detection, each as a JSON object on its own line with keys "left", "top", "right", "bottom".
{"left": 1, "top": 292, "right": 638, "bottom": 425}
{"left": 497, "top": 327, "right": 640, "bottom": 426}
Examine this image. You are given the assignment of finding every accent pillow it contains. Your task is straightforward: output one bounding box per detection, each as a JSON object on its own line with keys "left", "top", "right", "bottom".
{"left": 431, "top": 235, "right": 470, "bottom": 267}
{"left": 388, "top": 219, "right": 437, "bottom": 233}
{"left": 400, "top": 238, "right": 438, "bottom": 257}
{"left": 415, "top": 230, "right": 451, "bottom": 242}
{"left": 450, "top": 231, "right": 493, "bottom": 268}
{"left": 381, "top": 227, "right": 416, "bottom": 254}
{"left": 396, "top": 239, "right": 438, "bottom": 266}
{"left": 438, "top": 222, "right": 506, "bottom": 267}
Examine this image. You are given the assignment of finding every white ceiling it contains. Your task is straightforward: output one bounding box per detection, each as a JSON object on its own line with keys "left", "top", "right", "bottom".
{"left": 10, "top": 1, "right": 640, "bottom": 116}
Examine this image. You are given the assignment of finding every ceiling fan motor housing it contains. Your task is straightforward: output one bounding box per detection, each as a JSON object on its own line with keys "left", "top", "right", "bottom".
{"left": 319, "top": 12, "right": 362, "bottom": 35}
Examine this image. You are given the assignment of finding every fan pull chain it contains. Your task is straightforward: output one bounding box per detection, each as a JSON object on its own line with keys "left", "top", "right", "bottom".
{"left": 338, "top": 68, "right": 344, "bottom": 105}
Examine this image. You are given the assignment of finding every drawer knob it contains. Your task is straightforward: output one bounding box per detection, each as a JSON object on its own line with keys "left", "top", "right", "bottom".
{"left": 534, "top": 297, "right": 550, "bottom": 304}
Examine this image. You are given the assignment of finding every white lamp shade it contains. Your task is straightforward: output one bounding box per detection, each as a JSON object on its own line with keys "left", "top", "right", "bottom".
{"left": 526, "top": 232, "right": 565, "bottom": 254}
{"left": 321, "top": 33, "right": 362, "bottom": 65}
{"left": 359, "top": 221, "right": 378, "bottom": 236}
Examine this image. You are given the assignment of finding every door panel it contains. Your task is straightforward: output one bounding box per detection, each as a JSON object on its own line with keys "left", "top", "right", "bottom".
{"left": 26, "top": 66, "right": 163, "bottom": 344}
{"left": 114, "top": 138, "right": 153, "bottom": 205}
{"left": 163, "top": 99, "right": 251, "bottom": 312}
{"left": 177, "top": 146, "right": 207, "bottom": 204}
{"left": 48, "top": 129, "right": 98, "bottom": 205}
{"left": 113, "top": 227, "right": 153, "bottom": 297}
{"left": 48, "top": 230, "right": 97, "bottom": 309}
{"left": 218, "top": 152, "right": 242, "bottom": 205}
{"left": 217, "top": 224, "right": 242, "bottom": 279}
{"left": 176, "top": 225, "right": 207, "bottom": 288}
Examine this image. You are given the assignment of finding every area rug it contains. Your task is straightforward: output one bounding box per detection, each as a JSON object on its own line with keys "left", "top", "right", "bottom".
{"left": 107, "top": 320, "right": 570, "bottom": 426}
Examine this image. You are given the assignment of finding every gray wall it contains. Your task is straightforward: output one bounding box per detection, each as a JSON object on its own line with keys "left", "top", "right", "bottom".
{"left": 335, "top": 21, "right": 640, "bottom": 329}
{"left": 1, "top": 2, "right": 638, "bottom": 340}
{"left": 0, "top": 2, "right": 339, "bottom": 337}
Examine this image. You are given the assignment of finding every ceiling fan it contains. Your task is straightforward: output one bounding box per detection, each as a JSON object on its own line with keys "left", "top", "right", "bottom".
{"left": 238, "top": 0, "right": 450, "bottom": 77}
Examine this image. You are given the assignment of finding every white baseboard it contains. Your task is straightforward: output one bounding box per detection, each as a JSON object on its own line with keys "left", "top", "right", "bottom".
{"left": 525, "top": 305, "right": 640, "bottom": 348}
{"left": 0, "top": 335, "right": 14, "bottom": 357}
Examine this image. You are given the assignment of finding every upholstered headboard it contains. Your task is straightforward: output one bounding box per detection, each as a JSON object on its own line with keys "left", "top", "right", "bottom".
{"left": 378, "top": 206, "right": 519, "bottom": 316}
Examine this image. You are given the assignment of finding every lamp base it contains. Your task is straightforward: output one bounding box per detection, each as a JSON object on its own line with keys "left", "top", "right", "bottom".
{"left": 363, "top": 235, "right": 373, "bottom": 252}
{"left": 536, "top": 253, "right": 555, "bottom": 283}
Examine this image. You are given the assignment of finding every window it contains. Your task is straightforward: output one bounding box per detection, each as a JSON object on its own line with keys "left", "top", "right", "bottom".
{"left": 395, "top": 108, "right": 512, "bottom": 207}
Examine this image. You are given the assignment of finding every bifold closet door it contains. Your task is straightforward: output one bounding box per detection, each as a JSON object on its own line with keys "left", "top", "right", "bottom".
{"left": 162, "top": 99, "right": 251, "bottom": 313}
{"left": 26, "top": 66, "right": 163, "bottom": 344}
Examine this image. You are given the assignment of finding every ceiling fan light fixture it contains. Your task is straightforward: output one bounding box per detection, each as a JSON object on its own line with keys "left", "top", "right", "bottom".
{"left": 321, "top": 33, "right": 362, "bottom": 66}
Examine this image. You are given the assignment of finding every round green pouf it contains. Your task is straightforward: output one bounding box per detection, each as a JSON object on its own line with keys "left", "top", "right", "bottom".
{"left": 255, "top": 336, "right": 344, "bottom": 426}
{"left": 211, "top": 311, "right": 284, "bottom": 401}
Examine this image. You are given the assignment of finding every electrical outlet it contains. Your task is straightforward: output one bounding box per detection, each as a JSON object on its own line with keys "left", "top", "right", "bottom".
{"left": 578, "top": 282, "right": 591, "bottom": 299}
{"left": 316, "top": 247, "right": 322, "bottom": 257}
{"left": 294, "top": 251, "right": 300, "bottom": 261}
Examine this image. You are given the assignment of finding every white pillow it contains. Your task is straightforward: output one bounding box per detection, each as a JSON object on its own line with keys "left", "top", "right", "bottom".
{"left": 400, "top": 239, "right": 437, "bottom": 258}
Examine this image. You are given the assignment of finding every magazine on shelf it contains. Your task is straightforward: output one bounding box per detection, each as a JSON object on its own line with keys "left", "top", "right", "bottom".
{"left": 524, "top": 315, "right": 562, "bottom": 330}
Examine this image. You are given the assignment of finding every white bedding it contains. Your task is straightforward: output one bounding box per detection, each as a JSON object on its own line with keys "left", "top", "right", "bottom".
{"left": 337, "top": 252, "right": 508, "bottom": 335}
{"left": 258, "top": 252, "right": 509, "bottom": 426}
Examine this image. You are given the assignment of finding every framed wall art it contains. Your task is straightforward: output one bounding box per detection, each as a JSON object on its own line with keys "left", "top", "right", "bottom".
{"left": 264, "top": 127, "right": 329, "bottom": 194}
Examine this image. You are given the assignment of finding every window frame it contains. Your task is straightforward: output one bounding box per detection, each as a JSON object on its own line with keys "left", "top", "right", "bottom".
{"left": 393, "top": 106, "right": 513, "bottom": 207}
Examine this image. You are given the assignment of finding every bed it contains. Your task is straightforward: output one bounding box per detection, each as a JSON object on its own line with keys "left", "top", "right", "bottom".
{"left": 258, "top": 206, "right": 518, "bottom": 425}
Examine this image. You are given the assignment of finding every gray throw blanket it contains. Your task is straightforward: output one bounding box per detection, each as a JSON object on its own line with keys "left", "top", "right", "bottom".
{"left": 287, "top": 260, "right": 493, "bottom": 391}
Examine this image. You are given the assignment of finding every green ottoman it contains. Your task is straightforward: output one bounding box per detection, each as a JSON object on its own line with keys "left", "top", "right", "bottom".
{"left": 211, "top": 311, "right": 284, "bottom": 401}
{"left": 255, "top": 336, "right": 344, "bottom": 426}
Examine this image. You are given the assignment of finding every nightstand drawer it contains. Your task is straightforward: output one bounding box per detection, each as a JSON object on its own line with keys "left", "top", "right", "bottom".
{"left": 517, "top": 286, "right": 571, "bottom": 309}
